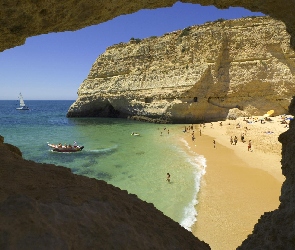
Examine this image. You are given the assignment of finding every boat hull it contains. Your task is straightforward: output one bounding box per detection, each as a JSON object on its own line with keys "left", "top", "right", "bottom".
{"left": 48, "top": 143, "right": 84, "bottom": 153}
{"left": 52, "top": 146, "right": 84, "bottom": 152}
{"left": 16, "top": 107, "right": 29, "bottom": 110}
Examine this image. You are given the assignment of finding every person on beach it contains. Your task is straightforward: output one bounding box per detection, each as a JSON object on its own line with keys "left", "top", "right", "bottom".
{"left": 234, "top": 136, "right": 238, "bottom": 145}
{"left": 213, "top": 140, "right": 216, "bottom": 148}
{"left": 230, "top": 136, "right": 233, "bottom": 145}
{"left": 241, "top": 133, "right": 245, "bottom": 143}
{"left": 248, "top": 140, "right": 252, "bottom": 151}
{"left": 166, "top": 173, "right": 171, "bottom": 183}
{"left": 200, "top": 129, "right": 202, "bottom": 136}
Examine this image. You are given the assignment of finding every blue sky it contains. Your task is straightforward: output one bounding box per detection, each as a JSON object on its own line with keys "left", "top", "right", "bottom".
{"left": 0, "top": 2, "right": 263, "bottom": 100}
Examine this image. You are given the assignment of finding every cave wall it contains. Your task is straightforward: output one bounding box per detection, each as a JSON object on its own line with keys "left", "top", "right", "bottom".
{"left": 0, "top": 135, "right": 210, "bottom": 249}
{"left": 1, "top": 0, "right": 295, "bottom": 52}
{"left": 1, "top": 0, "right": 295, "bottom": 249}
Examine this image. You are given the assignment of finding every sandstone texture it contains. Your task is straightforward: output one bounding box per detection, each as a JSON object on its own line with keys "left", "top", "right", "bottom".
{"left": 1, "top": 0, "right": 295, "bottom": 52}
{"left": 0, "top": 137, "right": 209, "bottom": 250}
{"left": 67, "top": 17, "right": 295, "bottom": 123}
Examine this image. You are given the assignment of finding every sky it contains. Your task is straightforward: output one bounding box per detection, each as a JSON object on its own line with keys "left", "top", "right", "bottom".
{"left": 0, "top": 2, "right": 264, "bottom": 100}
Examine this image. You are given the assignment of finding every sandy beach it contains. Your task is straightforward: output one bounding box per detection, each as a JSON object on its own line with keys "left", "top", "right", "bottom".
{"left": 182, "top": 115, "right": 290, "bottom": 250}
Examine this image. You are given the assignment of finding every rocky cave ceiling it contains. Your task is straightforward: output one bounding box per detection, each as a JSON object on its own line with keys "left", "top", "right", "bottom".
{"left": 1, "top": 0, "right": 295, "bottom": 53}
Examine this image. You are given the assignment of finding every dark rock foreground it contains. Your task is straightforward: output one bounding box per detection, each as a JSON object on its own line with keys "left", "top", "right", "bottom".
{"left": 0, "top": 136, "right": 210, "bottom": 250}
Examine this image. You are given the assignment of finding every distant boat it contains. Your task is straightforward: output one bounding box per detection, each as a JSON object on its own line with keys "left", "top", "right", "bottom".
{"left": 16, "top": 93, "right": 29, "bottom": 110}
{"left": 47, "top": 143, "right": 84, "bottom": 153}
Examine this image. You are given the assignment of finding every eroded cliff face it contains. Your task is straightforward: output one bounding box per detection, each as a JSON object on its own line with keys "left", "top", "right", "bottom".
{"left": 67, "top": 17, "right": 295, "bottom": 123}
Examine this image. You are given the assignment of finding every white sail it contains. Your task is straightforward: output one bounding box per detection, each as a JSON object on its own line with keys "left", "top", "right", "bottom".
{"left": 16, "top": 93, "right": 29, "bottom": 110}
{"left": 19, "top": 93, "right": 25, "bottom": 107}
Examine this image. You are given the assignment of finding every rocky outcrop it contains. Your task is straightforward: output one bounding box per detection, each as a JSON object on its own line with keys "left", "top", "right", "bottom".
{"left": 0, "top": 137, "right": 209, "bottom": 250}
{"left": 1, "top": 0, "right": 295, "bottom": 53}
{"left": 67, "top": 17, "right": 295, "bottom": 123}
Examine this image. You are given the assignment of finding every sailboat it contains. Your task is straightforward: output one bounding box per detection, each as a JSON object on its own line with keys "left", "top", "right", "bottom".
{"left": 16, "top": 93, "right": 29, "bottom": 110}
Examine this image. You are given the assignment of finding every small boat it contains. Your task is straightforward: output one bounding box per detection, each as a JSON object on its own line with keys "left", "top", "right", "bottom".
{"left": 131, "top": 132, "right": 140, "bottom": 136}
{"left": 48, "top": 143, "right": 84, "bottom": 152}
{"left": 16, "top": 93, "right": 29, "bottom": 110}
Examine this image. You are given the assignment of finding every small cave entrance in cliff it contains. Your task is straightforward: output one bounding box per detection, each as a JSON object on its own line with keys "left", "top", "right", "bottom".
{"left": 144, "top": 97, "right": 153, "bottom": 103}
{"left": 104, "top": 103, "right": 122, "bottom": 118}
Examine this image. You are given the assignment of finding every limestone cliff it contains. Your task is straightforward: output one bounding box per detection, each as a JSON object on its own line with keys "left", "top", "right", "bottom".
{"left": 67, "top": 17, "right": 295, "bottom": 123}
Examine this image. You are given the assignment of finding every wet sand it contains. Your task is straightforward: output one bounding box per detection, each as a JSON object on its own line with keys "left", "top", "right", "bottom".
{"left": 182, "top": 116, "right": 288, "bottom": 250}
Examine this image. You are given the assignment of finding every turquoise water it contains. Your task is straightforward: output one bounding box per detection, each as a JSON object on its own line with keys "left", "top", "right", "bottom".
{"left": 0, "top": 100, "right": 206, "bottom": 230}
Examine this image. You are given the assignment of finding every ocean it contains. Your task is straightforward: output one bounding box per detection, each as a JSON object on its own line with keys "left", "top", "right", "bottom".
{"left": 0, "top": 100, "right": 206, "bottom": 231}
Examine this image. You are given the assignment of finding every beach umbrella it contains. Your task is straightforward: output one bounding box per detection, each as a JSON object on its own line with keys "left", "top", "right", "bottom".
{"left": 267, "top": 110, "right": 274, "bottom": 116}
{"left": 263, "top": 114, "right": 270, "bottom": 118}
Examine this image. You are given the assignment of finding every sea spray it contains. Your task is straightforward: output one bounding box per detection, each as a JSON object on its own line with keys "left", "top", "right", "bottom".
{"left": 179, "top": 138, "right": 207, "bottom": 231}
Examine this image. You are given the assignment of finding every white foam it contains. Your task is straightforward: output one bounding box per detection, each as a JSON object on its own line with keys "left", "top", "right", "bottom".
{"left": 179, "top": 138, "right": 207, "bottom": 231}
{"left": 85, "top": 144, "right": 118, "bottom": 153}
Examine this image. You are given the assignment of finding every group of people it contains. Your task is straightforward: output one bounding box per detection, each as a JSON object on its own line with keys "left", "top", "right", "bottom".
{"left": 56, "top": 141, "right": 78, "bottom": 148}
{"left": 229, "top": 135, "right": 252, "bottom": 151}
{"left": 230, "top": 136, "right": 238, "bottom": 145}
{"left": 160, "top": 127, "right": 170, "bottom": 136}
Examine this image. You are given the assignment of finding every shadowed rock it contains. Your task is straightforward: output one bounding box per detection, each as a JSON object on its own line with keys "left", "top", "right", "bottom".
{"left": 0, "top": 138, "right": 209, "bottom": 249}
{"left": 1, "top": 0, "right": 295, "bottom": 249}
{"left": 1, "top": 0, "right": 295, "bottom": 51}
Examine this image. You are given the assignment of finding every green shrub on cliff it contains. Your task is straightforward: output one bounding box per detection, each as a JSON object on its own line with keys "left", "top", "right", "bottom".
{"left": 130, "top": 37, "right": 141, "bottom": 43}
{"left": 179, "top": 26, "right": 191, "bottom": 37}
{"left": 216, "top": 18, "right": 226, "bottom": 22}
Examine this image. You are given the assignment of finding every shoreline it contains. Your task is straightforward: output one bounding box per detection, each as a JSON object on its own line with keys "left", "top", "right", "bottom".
{"left": 179, "top": 116, "right": 287, "bottom": 250}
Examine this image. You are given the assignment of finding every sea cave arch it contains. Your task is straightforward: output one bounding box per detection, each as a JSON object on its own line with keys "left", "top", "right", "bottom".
{"left": 1, "top": 0, "right": 295, "bottom": 249}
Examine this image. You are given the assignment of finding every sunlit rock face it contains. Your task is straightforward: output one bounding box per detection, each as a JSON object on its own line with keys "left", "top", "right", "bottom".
{"left": 67, "top": 17, "right": 295, "bottom": 123}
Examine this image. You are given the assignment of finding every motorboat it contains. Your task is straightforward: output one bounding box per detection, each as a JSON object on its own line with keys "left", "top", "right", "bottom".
{"left": 48, "top": 143, "right": 84, "bottom": 152}
{"left": 16, "top": 93, "right": 29, "bottom": 110}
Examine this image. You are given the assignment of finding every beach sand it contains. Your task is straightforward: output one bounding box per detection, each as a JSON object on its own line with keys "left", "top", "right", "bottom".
{"left": 182, "top": 116, "right": 289, "bottom": 250}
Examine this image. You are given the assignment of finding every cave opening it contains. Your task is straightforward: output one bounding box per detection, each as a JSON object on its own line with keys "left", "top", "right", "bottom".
{"left": 1, "top": 1, "right": 290, "bottom": 249}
